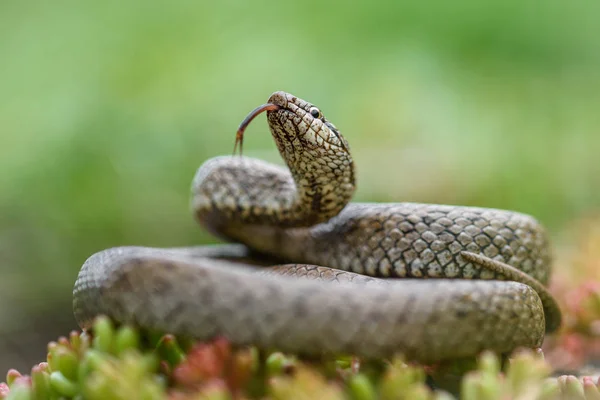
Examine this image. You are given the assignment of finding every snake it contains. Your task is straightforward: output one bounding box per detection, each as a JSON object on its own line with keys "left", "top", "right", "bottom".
{"left": 73, "top": 91, "right": 561, "bottom": 364}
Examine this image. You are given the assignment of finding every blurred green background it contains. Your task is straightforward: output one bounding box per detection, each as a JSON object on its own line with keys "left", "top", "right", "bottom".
{"left": 1, "top": 0, "right": 599, "bottom": 373}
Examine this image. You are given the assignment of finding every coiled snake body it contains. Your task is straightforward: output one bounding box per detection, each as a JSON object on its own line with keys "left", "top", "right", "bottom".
{"left": 73, "top": 91, "right": 561, "bottom": 363}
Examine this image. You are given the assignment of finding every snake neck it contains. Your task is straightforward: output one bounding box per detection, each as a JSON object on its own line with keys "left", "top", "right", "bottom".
{"left": 268, "top": 126, "right": 356, "bottom": 225}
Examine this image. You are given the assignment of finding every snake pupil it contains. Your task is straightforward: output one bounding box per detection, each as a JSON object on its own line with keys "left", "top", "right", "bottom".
{"left": 310, "top": 107, "right": 321, "bottom": 119}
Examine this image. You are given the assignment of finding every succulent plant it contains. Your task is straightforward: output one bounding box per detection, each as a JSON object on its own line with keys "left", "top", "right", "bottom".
{"left": 2, "top": 314, "right": 600, "bottom": 400}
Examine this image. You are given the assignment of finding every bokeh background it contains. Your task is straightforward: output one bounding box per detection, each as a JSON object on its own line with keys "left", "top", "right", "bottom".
{"left": 1, "top": 0, "right": 599, "bottom": 373}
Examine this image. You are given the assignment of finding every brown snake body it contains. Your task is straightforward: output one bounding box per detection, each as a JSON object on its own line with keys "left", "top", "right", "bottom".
{"left": 73, "top": 91, "right": 561, "bottom": 363}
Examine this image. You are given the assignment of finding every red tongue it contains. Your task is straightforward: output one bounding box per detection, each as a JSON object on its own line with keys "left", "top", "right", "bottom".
{"left": 233, "top": 103, "right": 281, "bottom": 156}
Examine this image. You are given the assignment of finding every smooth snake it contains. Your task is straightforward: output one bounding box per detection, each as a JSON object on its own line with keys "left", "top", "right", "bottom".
{"left": 73, "top": 91, "right": 561, "bottom": 363}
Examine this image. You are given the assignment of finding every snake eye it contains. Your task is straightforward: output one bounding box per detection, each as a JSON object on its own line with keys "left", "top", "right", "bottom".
{"left": 309, "top": 107, "right": 322, "bottom": 119}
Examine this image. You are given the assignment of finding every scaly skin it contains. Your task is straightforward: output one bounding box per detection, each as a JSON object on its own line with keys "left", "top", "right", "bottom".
{"left": 73, "top": 91, "right": 561, "bottom": 363}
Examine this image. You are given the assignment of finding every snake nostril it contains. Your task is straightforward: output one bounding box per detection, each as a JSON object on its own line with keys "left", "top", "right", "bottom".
{"left": 267, "top": 91, "right": 289, "bottom": 108}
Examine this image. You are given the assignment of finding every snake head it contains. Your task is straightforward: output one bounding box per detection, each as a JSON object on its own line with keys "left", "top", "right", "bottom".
{"left": 265, "top": 91, "right": 350, "bottom": 156}
{"left": 228, "top": 91, "right": 356, "bottom": 225}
